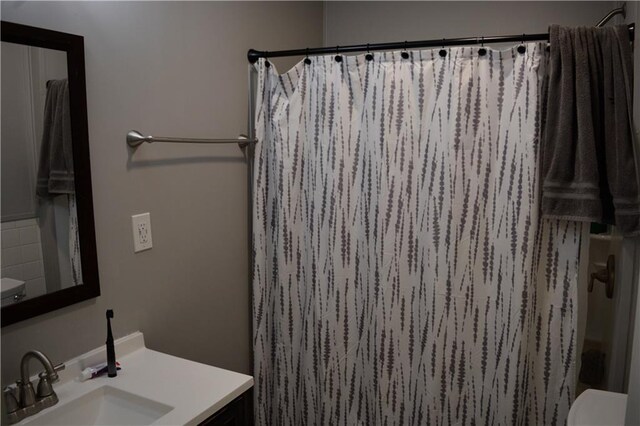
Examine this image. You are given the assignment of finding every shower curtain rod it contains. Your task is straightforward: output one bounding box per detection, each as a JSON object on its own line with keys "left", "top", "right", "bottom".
{"left": 247, "top": 9, "right": 633, "bottom": 63}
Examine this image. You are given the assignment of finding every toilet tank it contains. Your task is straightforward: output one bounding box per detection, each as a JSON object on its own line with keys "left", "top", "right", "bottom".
{"left": 1, "top": 277, "right": 26, "bottom": 307}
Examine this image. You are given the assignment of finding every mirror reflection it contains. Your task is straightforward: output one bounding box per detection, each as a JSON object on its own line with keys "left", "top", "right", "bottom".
{"left": 1, "top": 41, "right": 82, "bottom": 307}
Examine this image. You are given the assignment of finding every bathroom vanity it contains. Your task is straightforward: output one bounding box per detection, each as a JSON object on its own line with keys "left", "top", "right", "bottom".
{"left": 7, "top": 332, "right": 253, "bottom": 425}
{"left": 198, "top": 390, "right": 252, "bottom": 426}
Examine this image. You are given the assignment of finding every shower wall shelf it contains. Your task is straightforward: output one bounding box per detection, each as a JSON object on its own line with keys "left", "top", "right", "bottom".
{"left": 590, "top": 234, "right": 623, "bottom": 242}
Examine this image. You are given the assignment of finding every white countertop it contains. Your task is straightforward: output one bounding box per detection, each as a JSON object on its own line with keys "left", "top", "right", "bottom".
{"left": 18, "top": 332, "right": 253, "bottom": 425}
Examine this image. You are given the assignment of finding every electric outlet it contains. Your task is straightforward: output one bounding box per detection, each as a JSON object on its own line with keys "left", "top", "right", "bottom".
{"left": 132, "top": 213, "right": 153, "bottom": 253}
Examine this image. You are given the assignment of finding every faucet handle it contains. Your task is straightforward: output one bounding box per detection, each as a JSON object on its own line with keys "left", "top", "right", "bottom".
{"left": 35, "top": 363, "right": 65, "bottom": 399}
{"left": 16, "top": 379, "right": 36, "bottom": 409}
{"left": 3, "top": 387, "right": 19, "bottom": 414}
{"left": 36, "top": 373, "right": 54, "bottom": 398}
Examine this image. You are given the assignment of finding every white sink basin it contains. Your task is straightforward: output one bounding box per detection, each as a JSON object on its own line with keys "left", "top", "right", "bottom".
{"left": 23, "top": 386, "right": 173, "bottom": 426}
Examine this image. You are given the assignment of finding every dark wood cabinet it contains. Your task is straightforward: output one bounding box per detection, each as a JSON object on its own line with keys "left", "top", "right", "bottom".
{"left": 199, "top": 389, "right": 253, "bottom": 426}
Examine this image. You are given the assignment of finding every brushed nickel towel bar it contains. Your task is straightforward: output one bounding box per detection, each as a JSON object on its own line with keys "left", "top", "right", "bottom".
{"left": 126, "top": 130, "right": 257, "bottom": 149}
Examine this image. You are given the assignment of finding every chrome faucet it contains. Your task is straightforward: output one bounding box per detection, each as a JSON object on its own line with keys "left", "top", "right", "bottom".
{"left": 3, "top": 350, "right": 65, "bottom": 424}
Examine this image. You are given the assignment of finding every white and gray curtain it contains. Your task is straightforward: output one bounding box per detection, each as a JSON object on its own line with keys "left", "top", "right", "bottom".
{"left": 253, "top": 44, "right": 585, "bottom": 425}
{"left": 68, "top": 195, "right": 82, "bottom": 285}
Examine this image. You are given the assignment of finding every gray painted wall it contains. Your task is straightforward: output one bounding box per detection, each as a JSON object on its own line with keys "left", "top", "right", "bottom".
{"left": 1, "top": 1, "right": 322, "bottom": 384}
{"left": 324, "top": 1, "right": 614, "bottom": 46}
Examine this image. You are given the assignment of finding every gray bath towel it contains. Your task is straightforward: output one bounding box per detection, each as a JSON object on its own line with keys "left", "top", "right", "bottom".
{"left": 36, "top": 79, "right": 74, "bottom": 197}
{"left": 542, "top": 24, "right": 640, "bottom": 235}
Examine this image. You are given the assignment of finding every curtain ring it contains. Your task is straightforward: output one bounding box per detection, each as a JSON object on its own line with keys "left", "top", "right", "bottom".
{"left": 366, "top": 43, "right": 373, "bottom": 62}
{"left": 335, "top": 45, "right": 342, "bottom": 63}
{"left": 518, "top": 34, "right": 526, "bottom": 54}
{"left": 478, "top": 36, "right": 487, "bottom": 56}
{"left": 304, "top": 48, "right": 311, "bottom": 65}
{"left": 439, "top": 38, "right": 447, "bottom": 57}
{"left": 401, "top": 41, "right": 409, "bottom": 59}
{"left": 264, "top": 51, "right": 271, "bottom": 68}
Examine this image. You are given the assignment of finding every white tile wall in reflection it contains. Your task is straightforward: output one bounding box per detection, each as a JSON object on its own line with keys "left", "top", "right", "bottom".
{"left": 1, "top": 218, "right": 47, "bottom": 299}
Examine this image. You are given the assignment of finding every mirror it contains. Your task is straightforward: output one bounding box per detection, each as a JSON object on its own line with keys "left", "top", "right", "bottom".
{"left": 1, "top": 21, "right": 99, "bottom": 326}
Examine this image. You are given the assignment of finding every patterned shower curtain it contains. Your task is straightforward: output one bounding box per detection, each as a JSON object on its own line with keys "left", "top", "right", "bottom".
{"left": 253, "top": 44, "right": 585, "bottom": 425}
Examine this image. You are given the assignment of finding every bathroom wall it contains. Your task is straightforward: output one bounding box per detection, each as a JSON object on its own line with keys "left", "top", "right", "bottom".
{"left": 1, "top": 1, "right": 323, "bottom": 384}
{"left": 324, "top": 1, "right": 615, "bottom": 46}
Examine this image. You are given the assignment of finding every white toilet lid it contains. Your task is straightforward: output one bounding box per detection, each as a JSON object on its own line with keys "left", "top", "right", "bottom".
{"left": 568, "top": 389, "right": 627, "bottom": 426}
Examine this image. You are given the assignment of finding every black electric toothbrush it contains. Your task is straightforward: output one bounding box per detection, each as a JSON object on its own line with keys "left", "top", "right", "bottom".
{"left": 106, "top": 309, "right": 117, "bottom": 378}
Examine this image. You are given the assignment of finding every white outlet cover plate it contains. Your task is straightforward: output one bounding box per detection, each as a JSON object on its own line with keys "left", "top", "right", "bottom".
{"left": 132, "top": 213, "right": 153, "bottom": 253}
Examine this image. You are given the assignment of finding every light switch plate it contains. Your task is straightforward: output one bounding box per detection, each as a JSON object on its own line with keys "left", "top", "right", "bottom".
{"left": 132, "top": 213, "right": 153, "bottom": 253}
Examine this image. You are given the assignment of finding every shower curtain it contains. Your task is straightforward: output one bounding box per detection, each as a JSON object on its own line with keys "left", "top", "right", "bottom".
{"left": 253, "top": 44, "right": 585, "bottom": 425}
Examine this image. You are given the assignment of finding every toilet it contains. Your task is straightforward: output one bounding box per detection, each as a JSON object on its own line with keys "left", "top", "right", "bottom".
{"left": 1, "top": 277, "right": 26, "bottom": 307}
{"left": 568, "top": 389, "right": 628, "bottom": 426}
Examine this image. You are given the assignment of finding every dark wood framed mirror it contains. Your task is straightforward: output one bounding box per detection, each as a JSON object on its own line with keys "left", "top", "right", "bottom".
{"left": 1, "top": 21, "right": 99, "bottom": 326}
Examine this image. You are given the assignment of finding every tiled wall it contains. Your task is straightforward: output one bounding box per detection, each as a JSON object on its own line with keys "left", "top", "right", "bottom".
{"left": 1, "top": 218, "right": 46, "bottom": 299}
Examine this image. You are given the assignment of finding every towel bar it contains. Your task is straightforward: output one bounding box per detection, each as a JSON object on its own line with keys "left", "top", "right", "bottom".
{"left": 126, "top": 130, "right": 257, "bottom": 149}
